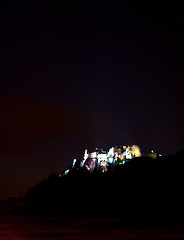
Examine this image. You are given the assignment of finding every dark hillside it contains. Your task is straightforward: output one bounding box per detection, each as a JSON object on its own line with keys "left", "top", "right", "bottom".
{"left": 23, "top": 151, "right": 184, "bottom": 219}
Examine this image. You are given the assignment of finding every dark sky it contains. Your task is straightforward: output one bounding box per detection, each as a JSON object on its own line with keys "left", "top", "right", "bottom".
{"left": 0, "top": 2, "right": 184, "bottom": 199}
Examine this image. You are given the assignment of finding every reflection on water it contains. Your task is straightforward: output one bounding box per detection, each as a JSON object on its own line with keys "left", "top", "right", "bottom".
{"left": 0, "top": 216, "right": 184, "bottom": 240}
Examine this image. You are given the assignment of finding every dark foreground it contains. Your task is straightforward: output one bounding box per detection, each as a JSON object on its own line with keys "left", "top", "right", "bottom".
{"left": 23, "top": 152, "right": 184, "bottom": 220}
{"left": 0, "top": 215, "right": 184, "bottom": 240}
{"left": 1, "top": 153, "right": 184, "bottom": 239}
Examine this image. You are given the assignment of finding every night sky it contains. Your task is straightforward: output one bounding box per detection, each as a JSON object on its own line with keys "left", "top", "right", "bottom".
{"left": 0, "top": 2, "right": 184, "bottom": 199}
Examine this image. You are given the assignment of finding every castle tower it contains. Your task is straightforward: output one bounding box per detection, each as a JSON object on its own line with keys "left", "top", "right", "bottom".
{"left": 84, "top": 149, "right": 88, "bottom": 161}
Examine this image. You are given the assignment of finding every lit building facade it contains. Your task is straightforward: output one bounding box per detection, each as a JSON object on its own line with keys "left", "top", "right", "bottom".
{"left": 75, "top": 145, "right": 142, "bottom": 172}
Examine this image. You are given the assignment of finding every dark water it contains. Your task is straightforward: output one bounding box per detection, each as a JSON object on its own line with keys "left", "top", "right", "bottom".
{"left": 0, "top": 216, "right": 184, "bottom": 239}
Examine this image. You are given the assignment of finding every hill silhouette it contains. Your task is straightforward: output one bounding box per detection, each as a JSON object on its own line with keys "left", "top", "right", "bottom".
{"left": 21, "top": 150, "right": 184, "bottom": 219}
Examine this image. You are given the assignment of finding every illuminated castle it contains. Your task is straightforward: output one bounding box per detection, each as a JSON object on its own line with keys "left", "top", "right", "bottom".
{"left": 61, "top": 146, "right": 163, "bottom": 176}
{"left": 71, "top": 145, "right": 141, "bottom": 173}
